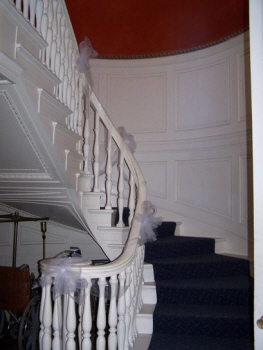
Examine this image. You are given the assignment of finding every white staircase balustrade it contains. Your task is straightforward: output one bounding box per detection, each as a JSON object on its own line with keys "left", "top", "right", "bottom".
{"left": 5, "top": 1, "right": 154, "bottom": 348}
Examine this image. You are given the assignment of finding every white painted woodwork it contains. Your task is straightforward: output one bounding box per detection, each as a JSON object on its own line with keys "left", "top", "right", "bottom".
{"left": 249, "top": 0, "right": 263, "bottom": 347}
{"left": 90, "top": 33, "right": 252, "bottom": 258}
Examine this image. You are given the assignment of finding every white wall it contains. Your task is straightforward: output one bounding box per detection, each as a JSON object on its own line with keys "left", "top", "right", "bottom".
{"left": 90, "top": 33, "right": 252, "bottom": 257}
{"left": 0, "top": 207, "right": 105, "bottom": 276}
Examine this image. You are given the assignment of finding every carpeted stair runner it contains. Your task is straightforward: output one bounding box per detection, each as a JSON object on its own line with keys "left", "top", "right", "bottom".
{"left": 145, "top": 222, "right": 253, "bottom": 350}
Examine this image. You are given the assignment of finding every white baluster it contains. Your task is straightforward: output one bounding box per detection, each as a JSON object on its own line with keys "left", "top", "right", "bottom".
{"left": 50, "top": 0, "right": 58, "bottom": 72}
{"left": 39, "top": 280, "right": 46, "bottom": 350}
{"left": 78, "top": 288, "right": 84, "bottom": 350}
{"left": 36, "top": 0, "right": 44, "bottom": 32}
{"left": 117, "top": 151, "right": 125, "bottom": 227}
{"left": 16, "top": 0, "right": 22, "bottom": 11}
{"left": 93, "top": 111, "right": 100, "bottom": 192}
{"left": 83, "top": 92, "right": 90, "bottom": 174}
{"left": 42, "top": 277, "right": 52, "bottom": 350}
{"left": 52, "top": 293, "right": 62, "bottom": 350}
{"left": 23, "top": 0, "right": 29, "bottom": 19}
{"left": 128, "top": 173, "right": 136, "bottom": 226}
{"left": 54, "top": 5, "right": 62, "bottom": 77}
{"left": 131, "top": 261, "right": 138, "bottom": 342}
{"left": 76, "top": 75, "right": 83, "bottom": 135}
{"left": 41, "top": 0, "right": 48, "bottom": 40}
{"left": 117, "top": 271, "right": 126, "bottom": 350}
{"left": 58, "top": 17, "right": 66, "bottom": 102}
{"left": 96, "top": 278, "right": 106, "bottom": 350}
{"left": 108, "top": 275, "right": 118, "bottom": 350}
{"left": 124, "top": 266, "right": 132, "bottom": 349}
{"left": 29, "top": 0, "right": 37, "bottom": 26}
{"left": 63, "top": 30, "right": 70, "bottom": 106}
{"left": 66, "top": 292, "right": 77, "bottom": 350}
{"left": 105, "top": 131, "right": 112, "bottom": 209}
{"left": 45, "top": 0, "right": 53, "bottom": 68}
{"left": 128, "top": 261, "right": 136, "bottom": 345}
{"left": 63, "top": 293, "right": 69, "bottom": 350}
{"left": 82, "top": 279, "right": 92, "bottom": 350}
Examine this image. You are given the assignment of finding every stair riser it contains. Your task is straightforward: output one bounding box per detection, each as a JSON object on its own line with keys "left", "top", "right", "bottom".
{"left": 155, "top": 286, "right": 251, "bottom": 306}
{"left": 153, "top": 260, "right": 250, "bottom": 280}
{"left": 153, "top": 316, "right": 252, "bottom": 338}
{"left": 145, "top": 240, "right": 215, "bottom": 260}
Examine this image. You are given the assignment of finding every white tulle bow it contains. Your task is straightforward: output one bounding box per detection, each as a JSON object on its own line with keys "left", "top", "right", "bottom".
{"left": 135, "top": 201, "right": 162, "bottom": 244}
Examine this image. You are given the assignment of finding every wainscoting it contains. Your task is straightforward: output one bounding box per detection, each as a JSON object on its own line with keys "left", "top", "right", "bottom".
{"left": 90, "top": 33, "right": 252, "bottom": 258}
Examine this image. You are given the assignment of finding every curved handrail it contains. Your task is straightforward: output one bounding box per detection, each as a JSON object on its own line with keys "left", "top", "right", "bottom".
{"left": 10, "top": 0, "right": 147, "bottom": 347}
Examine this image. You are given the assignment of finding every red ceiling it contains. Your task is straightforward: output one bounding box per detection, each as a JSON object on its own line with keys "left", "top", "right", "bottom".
{"left": 65, "top": 0, "right": 249, "bottom": 58}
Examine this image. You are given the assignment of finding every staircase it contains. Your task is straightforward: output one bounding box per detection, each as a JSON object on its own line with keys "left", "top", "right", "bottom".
{"left": 0, "top": 1, "right": 152, "bottom": 349}
{"left": 145, "top": 222, "right": 254, "bottom": 350}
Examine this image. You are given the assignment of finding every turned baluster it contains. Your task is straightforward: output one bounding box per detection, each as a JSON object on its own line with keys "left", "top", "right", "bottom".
{"left": 82, "top": 279, "right": 92, "bottom": 350}
{"left": 39, "top": 279, "right": 46, "bottom": 350}
{"left": 78, "top": 287, "right": 84, "bottom": 350}
{"left": 76, "top": 76, "right": 84, "bottom": 137}
{"left": 45, "top": 0, "right": 54, "bottom": 68}
{"left": 96, "top": 278, "right": 106, "bottom": 350}
{"left": 93, "top": 111, "right": 100, "bottom": 192}
{"left": 50, "top": 0, "right": 58, "bottom": 73}
{"left": 16, "top": 0, "right": 22, "bottom": 11}
{"left": 58, "top": 17, "right": 66, "bottom": 102}
{"left": 66, "top": 292, "right": 77, "bottom": 350}
{"left": 117, "top": 271, "right": 126, "bottom": 349}
{"left": 124, "top": 266, "right": 132, "bottom": 349}
{"left": 40, "top": 0, "right": 49, "bottom": 63}
{"left": 36, "top": 0, "right": 44, "bottom": 33}
{"left": 83, "top": 92, "right": 90, "bottom": 174}
{"left": 52, "top": 293, "right": 62, "bottom": 350}
{"left": 54, "top": 5, "right": 62, "bottom": 78}
{"left": 105, "top": 131, "right": 113, "bottom": 209}
{"left": 29, "top": 0, "right": 37, "bottom": 26}
{"left": 117, "top": 151, "right": 125, "bottom": 227}
{"left": 23, "top": 0, "right": 29, "bottom": 19}
{"left": 42, "top": 277, "right": 52, "bottom": 350}
{"left": 128, "top": 261, "right": 136, "bottom": 345}
{"left": 128, "top": 173, "right": 136, "bottom": 226}
{"left": 108, "top": 275, "right": 118, "bottom": 350}
{"left": 63, "top": 292, "right": 69, "bottom": 350}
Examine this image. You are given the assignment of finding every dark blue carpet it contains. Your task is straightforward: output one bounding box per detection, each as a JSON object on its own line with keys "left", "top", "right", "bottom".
{"left": 145, "top": 222, "right": 253, "bottom": 350}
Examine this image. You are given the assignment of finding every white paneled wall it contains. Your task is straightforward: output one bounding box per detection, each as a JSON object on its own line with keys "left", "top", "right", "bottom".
{"left": 0, "top": 211, "right": 104, "bottom": 275}
{"left": 90, "top": 33, "right": 252, "bottom": 257}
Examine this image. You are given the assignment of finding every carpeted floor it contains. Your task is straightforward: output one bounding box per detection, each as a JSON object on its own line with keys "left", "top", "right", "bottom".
{"left": 145, "top": 222, "right": 254, "bottom": 350}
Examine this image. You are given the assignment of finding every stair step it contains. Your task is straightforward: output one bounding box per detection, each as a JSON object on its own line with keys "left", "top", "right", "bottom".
{"left": 136, "top": 304, "right": 155, "bottom": 334}
{"left": 16, "top": 44, "right": 60, "bottom": 96}
{"left": 152, "top": 303, "right": 252, "bottom": 338}
{"left": 141, "top": 282, "right": 157, "bottom": 304}
{"left": 78, "top": 173, "right": 94, "bottom": 192}
{"left": 143, "top": 263, "right": 155, "bottom": 283}
{"left": 155, "top": 276, "right": 252, "bottom": 305}
{"left": 148, "top": 254, "right": 250, "bottom": 280}
{"left": 148, "top": 333, "right": 253, "bottom": 350}
{"left": 38, "top": 88, "right": 72, "bottom": 126}
{"left": 145, "top": 236, "right": 215, "bottom": 260}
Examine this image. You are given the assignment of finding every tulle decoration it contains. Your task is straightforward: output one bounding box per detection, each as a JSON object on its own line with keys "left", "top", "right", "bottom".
{"left": 135, "top": 201, "right": 162, "bottom": 244}
{"left": 117, "top": 126, "right": 136, "bottom": 154}
{"left": 40, "top": 257, "right": 88, "bottom": 298}
{"left": 75, "top": 36, "right": 98, "bottom": 85}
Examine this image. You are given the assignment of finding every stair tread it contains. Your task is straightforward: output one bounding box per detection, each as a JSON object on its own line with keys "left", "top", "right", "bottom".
{"left": 148, "top": 333, "right": 253, "bottom": 350}
{"left": 156, "top": 275, "right": 252, "bottom": 289}
{"left": 154, "top": 303, "right": 251, "bottom": 318}
{"left": 147, "top": 253, "right": 249, "bottom": 265}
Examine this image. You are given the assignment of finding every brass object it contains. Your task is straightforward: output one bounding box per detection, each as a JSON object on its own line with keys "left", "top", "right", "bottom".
{"left": 257, "top": 316, "right": 263, "bottom": 329}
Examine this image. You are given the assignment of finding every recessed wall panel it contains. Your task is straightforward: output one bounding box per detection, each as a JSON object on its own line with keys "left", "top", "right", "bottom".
{"left": 177, "top": 158, "right": 232, "bottom": 217}
{"left": 139, "top": 161, "right": 167, "bottom": 198}
{"left": 108, "top": 74, "right": 167, "bottom": 133}
{"left": 176, "top": 61, "right": 230, "bottom": 130}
